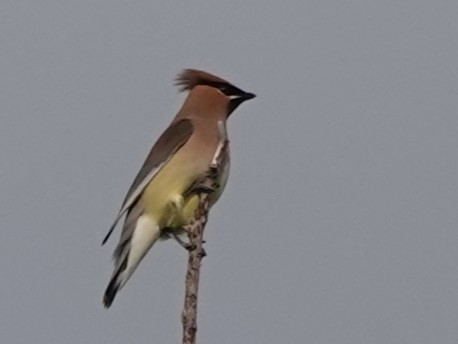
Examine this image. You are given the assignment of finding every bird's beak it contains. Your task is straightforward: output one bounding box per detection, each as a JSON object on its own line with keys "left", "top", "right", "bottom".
{"left": 240, "top": 92, "right": 256, "bottom": 101}
{"left": 227, "top": 90, "right": 256, "bottom": 115}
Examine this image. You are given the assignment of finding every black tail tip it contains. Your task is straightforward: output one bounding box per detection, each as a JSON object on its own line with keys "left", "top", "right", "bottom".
{"left": 103, "top": 281, "right": 119, "bottom": 308}
{"left": 102, "top": 295, "right": 114, "bottom": 308}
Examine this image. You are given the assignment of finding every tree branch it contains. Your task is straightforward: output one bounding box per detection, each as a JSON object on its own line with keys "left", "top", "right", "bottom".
{"left": 181, "top": 122, "right": 229, "bottom": 344}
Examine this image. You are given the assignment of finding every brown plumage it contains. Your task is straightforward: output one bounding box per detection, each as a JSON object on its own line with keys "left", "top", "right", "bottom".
{"left": 102, "top": 69, "right": 255, "bottom": 307}
{"left": 175, "top": 69, "right": 232, "bottom": 92}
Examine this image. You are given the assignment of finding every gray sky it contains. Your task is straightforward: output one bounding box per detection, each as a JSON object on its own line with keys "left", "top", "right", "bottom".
{"left": 1, "top": 1, "right": 458, "bottom": 343}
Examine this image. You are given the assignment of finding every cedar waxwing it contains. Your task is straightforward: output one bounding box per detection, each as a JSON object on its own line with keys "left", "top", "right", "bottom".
{"left": 102, "top": 69, "right": 255, "bottom": 307}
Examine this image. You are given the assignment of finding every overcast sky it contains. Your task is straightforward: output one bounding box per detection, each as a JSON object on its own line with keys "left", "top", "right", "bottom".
{"left": 1, "top": 1, "right": 458, "bottom": 343}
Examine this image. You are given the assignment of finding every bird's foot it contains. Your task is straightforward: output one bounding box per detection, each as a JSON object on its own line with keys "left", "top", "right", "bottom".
{"left": 168, "top": 232, "right": 206, "bottom": 251}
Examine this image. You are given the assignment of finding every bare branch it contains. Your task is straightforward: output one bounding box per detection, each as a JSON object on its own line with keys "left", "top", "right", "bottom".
{"left": 181, "top": 123, "right": 229, "bottom": 344}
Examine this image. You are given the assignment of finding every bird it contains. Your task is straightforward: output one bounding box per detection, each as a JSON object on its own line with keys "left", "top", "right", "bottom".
{"left": 102, "top": 69, "right": 255, "bottom": 307}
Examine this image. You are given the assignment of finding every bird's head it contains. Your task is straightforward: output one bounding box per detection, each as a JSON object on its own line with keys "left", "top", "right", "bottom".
{"left": 175, "top": 69, "right": 255, "bottom": 116}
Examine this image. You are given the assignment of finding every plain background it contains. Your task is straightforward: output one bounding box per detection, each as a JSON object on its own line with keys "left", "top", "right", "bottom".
{"left": 1, "top": 1, "right": 458, "bottom": 343}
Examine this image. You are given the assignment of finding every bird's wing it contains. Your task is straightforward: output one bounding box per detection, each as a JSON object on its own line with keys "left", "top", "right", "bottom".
{"left": 102, "top": 118, "right": 194, "bottom": 244}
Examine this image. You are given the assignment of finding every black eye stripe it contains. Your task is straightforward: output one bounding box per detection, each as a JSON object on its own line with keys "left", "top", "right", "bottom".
{"left": 200, "top": 81, "right": 244, "bottom": 96}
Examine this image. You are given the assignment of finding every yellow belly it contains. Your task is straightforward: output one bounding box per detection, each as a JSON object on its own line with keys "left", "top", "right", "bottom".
{"left": 139, "top": 157, "right": 200, "bottom": 229}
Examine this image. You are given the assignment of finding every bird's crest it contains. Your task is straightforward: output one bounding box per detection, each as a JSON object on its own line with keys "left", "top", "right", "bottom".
{"left": 175, "top": 69, "right": 231, "bottom": 92}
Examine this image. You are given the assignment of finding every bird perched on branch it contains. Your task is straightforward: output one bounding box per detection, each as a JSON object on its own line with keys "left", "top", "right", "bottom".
{"left": 102, "top": 69, "right": 255, "bottom": 308}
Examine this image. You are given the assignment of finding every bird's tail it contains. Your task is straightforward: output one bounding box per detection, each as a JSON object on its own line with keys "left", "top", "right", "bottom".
{"left": 103, "top": 258, "right": 127, "bottom": 307}
{"left": 103, "top": 214, "right": 161, "bottom": 308}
